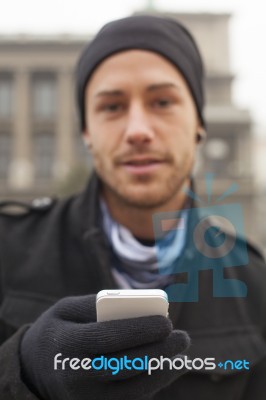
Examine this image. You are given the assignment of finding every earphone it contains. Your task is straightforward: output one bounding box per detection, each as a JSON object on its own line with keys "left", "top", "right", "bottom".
{"left": 196, "top": 128, "right": 206, "bottom": 143}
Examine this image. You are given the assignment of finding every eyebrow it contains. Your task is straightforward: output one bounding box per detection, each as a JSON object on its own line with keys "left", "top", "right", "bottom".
{"left": 147, "top": 83, "right": 181, "bottom": 92}
{"left": 94, "top": 83, "right": 181, "bottom": 98}
{"left": 95, "top": 89, "right": 124, "bottom": 98}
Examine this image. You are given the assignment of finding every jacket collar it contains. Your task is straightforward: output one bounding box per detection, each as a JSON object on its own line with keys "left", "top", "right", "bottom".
{"left": 70, "top": 171, "right": 103, "bottom": 237}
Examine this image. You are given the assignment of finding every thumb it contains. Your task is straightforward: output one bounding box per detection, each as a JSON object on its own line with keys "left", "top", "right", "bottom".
{"left": 54, "top": 294, "right": 97, "bottom": 323}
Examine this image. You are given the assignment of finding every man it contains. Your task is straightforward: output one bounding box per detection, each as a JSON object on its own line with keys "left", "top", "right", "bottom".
{"left": 0, "top": 14, "right": 266, "bottom": 400}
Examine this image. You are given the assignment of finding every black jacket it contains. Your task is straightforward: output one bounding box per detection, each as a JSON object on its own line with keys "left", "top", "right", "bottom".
{"left": 0, "top": 174, "right": 266, "bottom": 399}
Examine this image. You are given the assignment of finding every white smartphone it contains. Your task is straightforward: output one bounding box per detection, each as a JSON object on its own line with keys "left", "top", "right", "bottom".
{"left": 96, "top": 289, "right": 169, "bottom": 322}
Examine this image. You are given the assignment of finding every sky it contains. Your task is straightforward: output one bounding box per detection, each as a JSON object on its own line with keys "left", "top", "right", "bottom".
{"left": 0, "top": 0, "right": 266, "bottom": 136}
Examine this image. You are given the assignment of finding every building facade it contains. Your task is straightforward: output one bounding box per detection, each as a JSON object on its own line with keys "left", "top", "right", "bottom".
{"left": 0, "top": 35, "right": 89, "bottom": 199}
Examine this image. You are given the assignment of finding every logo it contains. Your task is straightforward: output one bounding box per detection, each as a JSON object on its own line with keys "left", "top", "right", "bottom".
{"left": 53, "top": 353, "right": 250, "bottom": 375}
{"left": 152, "top": 173, "right": 249, "bottom": 302}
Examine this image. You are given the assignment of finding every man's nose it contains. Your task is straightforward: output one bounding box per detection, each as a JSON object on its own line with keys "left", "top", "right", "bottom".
{"left": 124, "top": 103, "right": 154, "bottom": 145}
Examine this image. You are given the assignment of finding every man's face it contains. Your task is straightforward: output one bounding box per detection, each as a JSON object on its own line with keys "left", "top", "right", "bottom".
{"left": 84, "top": 50, "right": 201, "bottom": 209}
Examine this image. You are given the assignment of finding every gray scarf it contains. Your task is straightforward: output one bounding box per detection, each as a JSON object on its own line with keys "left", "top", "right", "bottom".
{"left": 100, "top": 200, "right": 188, "bottom": 289}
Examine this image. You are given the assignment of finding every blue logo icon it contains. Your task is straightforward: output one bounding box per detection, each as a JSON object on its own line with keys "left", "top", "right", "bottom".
{"left": 152, "top": 173, "right": 249, "bottom": 302}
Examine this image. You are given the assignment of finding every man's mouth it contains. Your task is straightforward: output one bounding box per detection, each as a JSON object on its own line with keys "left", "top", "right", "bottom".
{"left": 124, "top": 159, "right": 162, "bottom": 165}
{"left": 120, "top": 157, "right": 166, "bottom": 175}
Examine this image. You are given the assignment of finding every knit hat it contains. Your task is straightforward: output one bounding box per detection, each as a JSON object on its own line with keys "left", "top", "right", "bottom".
{"left": 76, "top": 14, "right": 205, "bottom": 130}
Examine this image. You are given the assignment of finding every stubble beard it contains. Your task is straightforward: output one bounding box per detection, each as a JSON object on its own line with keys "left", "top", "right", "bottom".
{"left": 92, "top": 143, "right": 194, "bottom": 210}
{"left": 98, "top": 163, "right": 192, "bottom": 211}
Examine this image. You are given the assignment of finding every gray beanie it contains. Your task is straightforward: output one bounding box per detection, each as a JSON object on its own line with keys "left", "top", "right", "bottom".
{"left": 76, "top": 14, "right": 205, "bottom": 130}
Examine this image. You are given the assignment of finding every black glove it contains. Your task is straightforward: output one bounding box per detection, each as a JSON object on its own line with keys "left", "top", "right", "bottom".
{"left": 20, "top": 294, "right": 190, "bottom": 400}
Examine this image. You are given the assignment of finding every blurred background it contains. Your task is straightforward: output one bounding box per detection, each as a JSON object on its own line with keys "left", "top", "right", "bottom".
{"left": 0, "top": 0, "right": 266, "bottom": 252}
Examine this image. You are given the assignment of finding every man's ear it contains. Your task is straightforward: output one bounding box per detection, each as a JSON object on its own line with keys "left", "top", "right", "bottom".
{"left": 196, "top": 125, "right": 206, "bottom": 144}
{"left": 82, "top": 130, "right": 92, "bottom": 150}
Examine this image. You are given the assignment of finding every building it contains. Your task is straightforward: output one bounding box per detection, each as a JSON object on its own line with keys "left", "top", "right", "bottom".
{"left": 0, "top": 12, "right": 258, "bottom": 244}
{"left": 0, "top": 34, "right": 90, "bottom": 199}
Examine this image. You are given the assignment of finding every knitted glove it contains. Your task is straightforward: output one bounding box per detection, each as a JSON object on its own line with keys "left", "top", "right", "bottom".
{"left": 20, "top": 294, "right": 190, "bottom": 400}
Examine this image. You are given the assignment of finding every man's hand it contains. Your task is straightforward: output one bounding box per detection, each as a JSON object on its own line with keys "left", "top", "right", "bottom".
{"left": 20, "top": 294, "right": 190, "bottom": 400}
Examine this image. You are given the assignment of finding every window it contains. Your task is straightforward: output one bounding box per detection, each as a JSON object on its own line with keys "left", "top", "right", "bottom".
{"left": 0, "top": 133, "right": 12, "bottom": 180}
{"left": 204, "top": 138, "right": 231, "bottom": 177}
{"left": 33, "top": 132, "right": 55, "bottom": 180}
{"left": 32, "top": 74, "right": 57, "bottom": 119}
{"left": 205, "top": 139, "right": 230, "bottom": 160}
{"left": 0, "top": 75, "right": 13, "bottom": 118}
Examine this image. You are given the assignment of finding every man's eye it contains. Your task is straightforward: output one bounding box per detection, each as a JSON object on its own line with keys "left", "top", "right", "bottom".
{"left": 102, "top": 103, "right": 123, "bottom": 112}
{"left": 154, "top": 98, "right": 173, "bottom": 108}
